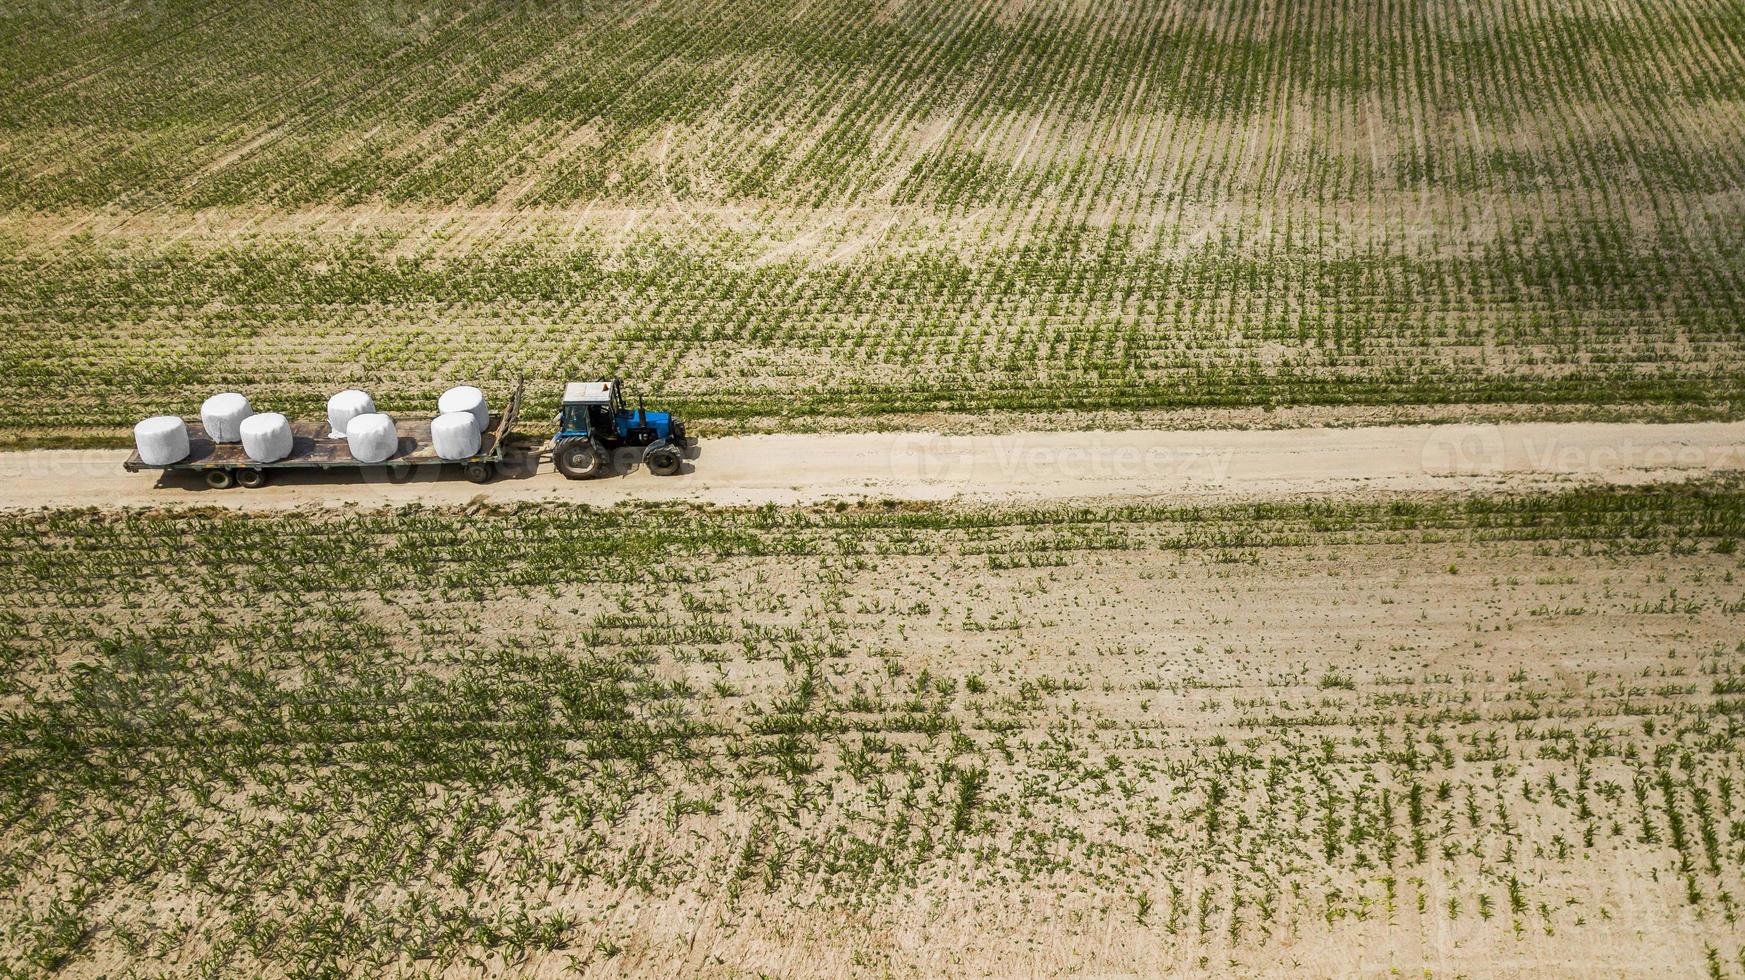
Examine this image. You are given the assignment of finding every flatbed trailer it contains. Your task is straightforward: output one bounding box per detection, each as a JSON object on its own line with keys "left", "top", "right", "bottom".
{"left": 124, "top": 384, "right": 523, "bottom": 489}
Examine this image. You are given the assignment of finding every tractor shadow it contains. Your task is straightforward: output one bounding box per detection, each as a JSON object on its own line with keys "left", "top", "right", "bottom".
{"left": 675, "top": 440, "right": 703, "bottom": 476}
{"left": 154, "top": 441, "right": 704, "bottom": 492}
{"left": 155, "top": 458, "right": 548, "bottom": 493}
{"left": 492, "top": 455, "right": 543, "bottom": 481}
{"left": 598, "top": 443, "right": 703, "bottom": 478}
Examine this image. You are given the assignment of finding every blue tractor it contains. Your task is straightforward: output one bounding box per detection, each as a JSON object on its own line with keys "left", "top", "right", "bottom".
{"left": 552, "top": 380, "right": 689, "bottom": 479}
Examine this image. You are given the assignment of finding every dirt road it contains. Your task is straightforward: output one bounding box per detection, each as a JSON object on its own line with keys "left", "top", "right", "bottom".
{"left": 4, "top": 421, "right": 1743, "bottom": 511}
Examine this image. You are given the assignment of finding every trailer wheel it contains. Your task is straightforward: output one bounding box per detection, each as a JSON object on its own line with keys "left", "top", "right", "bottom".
{"left": 205, "top": 469, "right": 236, "bottom": 490}
{"left": 386, "top": 462, "right": 415, "bottom": 484}
{"left": 464, "top": 461, "right": 495, "bottom": 484}
{"left": 644, "top": 443, "right": 682, "bottom": 477}
{"left": 236, "top": 468, "right": 267, "bottom": 489}
{"left": 554, "top": 439, "right": 605, "bottom": 480}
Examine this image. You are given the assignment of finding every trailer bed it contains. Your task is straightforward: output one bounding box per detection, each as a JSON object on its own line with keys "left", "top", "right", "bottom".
{"left": 125, "top": 385, "right": 521, "bottom": 475}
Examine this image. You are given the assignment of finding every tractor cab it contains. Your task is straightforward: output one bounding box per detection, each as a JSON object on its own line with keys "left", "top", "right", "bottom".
{"left": 554, "top": 379, "right": 688, "bottom": 479}
{"left": 557, "top": 380, "right": 621, "bottom": 440}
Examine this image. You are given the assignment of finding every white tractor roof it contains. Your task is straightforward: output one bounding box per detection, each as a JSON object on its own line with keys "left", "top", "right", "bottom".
{"left": 563, "top": 381, "right": 614, "bottom": 405}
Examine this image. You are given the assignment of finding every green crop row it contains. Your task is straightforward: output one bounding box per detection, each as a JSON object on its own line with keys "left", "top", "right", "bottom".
{"left": 2, "top": 0, "right": 1744, "bottom": 438}
{"left": 1, "top": 483, "right": 1743, "bottom": 971}
{"left": 3, "top": 214, "right": 1742, "bottom": 440}
{"left": 1, "top": 0, "right": 1743, "bottom": 209}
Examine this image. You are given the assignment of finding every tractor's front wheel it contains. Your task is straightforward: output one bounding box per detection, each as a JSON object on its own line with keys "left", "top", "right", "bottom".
{"left": 553, "top": 439, "right": 605, "bottom": 480}
{"left": 644, "top": 441, "right": 682, "bottom": 477}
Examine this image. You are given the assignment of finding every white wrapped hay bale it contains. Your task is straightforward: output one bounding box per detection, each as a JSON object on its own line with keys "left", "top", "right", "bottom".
{"left": 431, "top": 411, "right": 481, "bottom": 460}
{"left": 133, "top": 416, "right": 190, "bottom": 466}
{"left": 200, "top": 392, "right": 253, "bottom": 443}
{"left": 437, "top": 385, "right": 488, "bottom": 433}
{"left": 345, "top": 413, "right": 398, "bottom": 463}
{"left": 240, "top": 412, "right": 293, "bottom": 463}
{"left": 326, "top": 389, "right": 375, "bottom": 438}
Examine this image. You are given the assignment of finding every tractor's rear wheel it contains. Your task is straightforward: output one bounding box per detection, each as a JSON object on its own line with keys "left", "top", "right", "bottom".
{"left": 644, "top": 442, "right": 682, "bottom": 477}
{"left": 553, "top": 439, "right": 605, "bottom": 480}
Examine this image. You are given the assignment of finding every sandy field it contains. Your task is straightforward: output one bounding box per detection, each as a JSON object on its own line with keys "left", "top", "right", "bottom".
{"left": 5, "top": 0, "right": 1745, "bottom": 972}
{"left": 2, "top": 487, "right": 1741, "bottom": 975}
